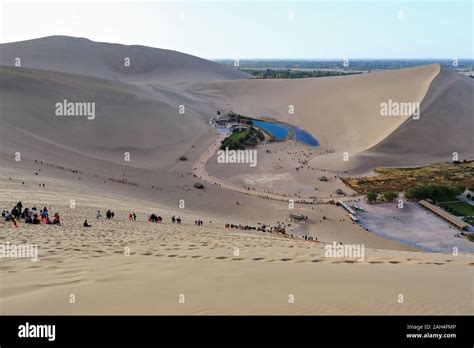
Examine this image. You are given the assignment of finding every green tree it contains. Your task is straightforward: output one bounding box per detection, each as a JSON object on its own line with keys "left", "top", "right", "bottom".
{"left": 366, "top": 191, "right": 377, "bottom": 203}
{"left": 383, "top": 191, "right": 398, "bottom": 202}
{"left": 404, "top": 184, "right": 463, "bottom": 202}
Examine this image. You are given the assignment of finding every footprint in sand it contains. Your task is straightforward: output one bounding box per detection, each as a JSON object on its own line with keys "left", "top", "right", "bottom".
{"left": 216, "top": 256, "right": 227, "bottom": 260}
{"left": 280, "top": 258, "right": 292, "bottom": 262}
{"left": 389, "top": 261, "right": 400, "bottom": 264}
{"left": 434, "top": 263, "right": 445, "bottom": 265}
{"left": 167, "top": 255, "right": 178, "bottom": 257}
{"left": 232, "top": 258, "right": 243, "bottom": 261}
{"left": 369, "top": 261, "right": 384, "bottom": 264}
{"left": 191, "top": 255, "right": 203, "bottom": 258}
{"left": 311, "top": 259, "right": 323, "bottom": 263}
{"left": 252, "top": 257, "right": 265, "bottom": 261}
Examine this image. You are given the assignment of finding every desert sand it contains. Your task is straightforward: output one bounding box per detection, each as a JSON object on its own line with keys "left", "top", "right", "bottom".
{"left": 190, "top": 64, "right": 473, "bottom": 173}
{"left": 0, "top": 36, "right": 473, "bottom": 315}
{"left": 1, "top": 169, "right": 472, "bottom": 315}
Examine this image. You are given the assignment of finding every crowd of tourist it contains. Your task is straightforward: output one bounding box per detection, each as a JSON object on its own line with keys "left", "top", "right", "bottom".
{"left": 2, "top": 201, "right": 61, "bottom": 227}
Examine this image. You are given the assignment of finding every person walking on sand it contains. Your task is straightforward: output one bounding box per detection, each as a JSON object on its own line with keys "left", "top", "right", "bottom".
{"left": 133, "top": 213, "right": 137, "bottom": 221}
{"left": 53, "top": 213, "right": 61, "bottom": 226}
{"left": 11, "top": 206, "right": 19, "bottom": 220}
{"left": 96, "top": 210, "right": 102, "bottom": 219}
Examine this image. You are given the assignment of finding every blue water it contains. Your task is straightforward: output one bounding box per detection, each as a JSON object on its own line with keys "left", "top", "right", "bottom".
{"left": 290, "top": 125, "right": 320, "bottom": 146}
{"left": 252, "top": 120, "right": 319, "bottom": 146}
{"left": 253, "top": 121, "right": 289, "bottom": 140}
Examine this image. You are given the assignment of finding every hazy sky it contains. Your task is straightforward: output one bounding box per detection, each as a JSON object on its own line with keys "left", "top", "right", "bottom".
{"left": 1, "top": 0, "right": 472, "bottom": 59}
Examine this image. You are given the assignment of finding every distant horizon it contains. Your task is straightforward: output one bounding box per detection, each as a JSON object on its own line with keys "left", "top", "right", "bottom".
{"left": 212, "top": 58, "right": 474, "bottom": 61}
{"left": 1, "top": 1, "right": 472, "bottom": 59}
{"left": 2, "top": 35, "right": 473, "bottom": 61}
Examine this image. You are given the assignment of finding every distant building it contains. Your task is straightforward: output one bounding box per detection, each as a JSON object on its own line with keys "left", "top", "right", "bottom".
{"left": 419, "top": 200, "right": 470, "bottom": 230}
{"left": 348, "top": 213, "right": 359, "bottom": 222}
{"left": 339, "top": 201, "right": 356, "bottom": 215}
{"left": 211, "top": 115, "right": 235, "bottom": 129}
{"left": 227, "top": 124, "right": 247, "bottom": 132}
{"left": 290, "top": 213, "right": 307, "bottom": 221}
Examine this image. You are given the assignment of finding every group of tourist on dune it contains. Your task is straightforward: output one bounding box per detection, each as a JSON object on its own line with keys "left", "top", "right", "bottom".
{"left": 2, "top": 201, "right": 61, "bottom": 227}
{"left": 225, "top": 222, "right": 287, "bottom": 234}
{"left": 2, "top": 202, "right": 305, "bottom": 240}
{"left": 147, "top": 214, "right": 183, "bottom": 224}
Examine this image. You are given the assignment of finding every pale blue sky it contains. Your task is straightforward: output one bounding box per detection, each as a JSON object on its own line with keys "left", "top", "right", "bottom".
{"left": 1, "top": 0, "right": 472, "bottom": 59}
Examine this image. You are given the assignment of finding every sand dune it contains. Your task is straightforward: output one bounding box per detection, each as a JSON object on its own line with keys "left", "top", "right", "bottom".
{"left": 1, "top": 172, "right": 472, "bottom": 315}
{"left": 0, "top": 65, "right": 215, "bottom": 170}
{"left": 0, "top": 36, "right": 251, "bottom": 84}
{"left": 1, "top": 37, "right": 473, "bottom": 315}
{"left": 2, "top": 37, "right": 470, "bottom": 175}
{"left": 0, "top": 37, "right": 248, "bottom": 170}
{"left": 189, "top": 64, "right": 472, "bottom": 172}
{"left": 352, "top": 67, "right": 474, "bottom": 170}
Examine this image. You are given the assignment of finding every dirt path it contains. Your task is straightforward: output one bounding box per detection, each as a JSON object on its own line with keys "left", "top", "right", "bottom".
{"left": 192, "top": 135, "right": 362, "bottom": 204}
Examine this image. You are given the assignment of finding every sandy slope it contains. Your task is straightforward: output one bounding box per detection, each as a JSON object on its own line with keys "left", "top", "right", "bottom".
{"left": 1, "top": 169, "right": 472, "bottom": 315}
{"left": 1, "top": 37, "right": 473, "bottom": 314}
{"left": 188, "top": 64, "right": 473, "bottom": 173}
{"left": 0, "top": 36, "right": 251, "bottom": 84}
{"left": 353, "top": 67, "right": 474, "bottom": 170}
{"left": 0, "top": 65, "right": 215, "bottom": 170}
{"left": 2, "top": 36, "right": 471, "bottom": 175}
